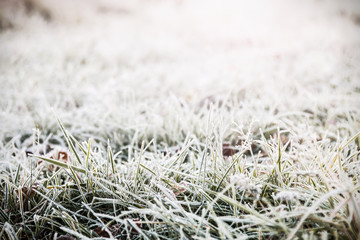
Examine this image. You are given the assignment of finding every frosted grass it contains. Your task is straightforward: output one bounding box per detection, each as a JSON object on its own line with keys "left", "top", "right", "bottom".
{"left": 0, "top": 0, "right": 360, "bottom": 239}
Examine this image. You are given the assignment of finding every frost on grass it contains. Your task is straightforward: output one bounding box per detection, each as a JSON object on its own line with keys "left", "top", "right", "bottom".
{"left": 274, "top": 191, "right": 302, "bottom": 203}
{"left": 1, "top": 0, "right": 360, "bottom": 239}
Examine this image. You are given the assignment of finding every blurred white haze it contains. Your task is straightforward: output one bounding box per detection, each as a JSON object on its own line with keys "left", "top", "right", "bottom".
{"left": 0, "top": 0, "right": 359, "bottom": 138}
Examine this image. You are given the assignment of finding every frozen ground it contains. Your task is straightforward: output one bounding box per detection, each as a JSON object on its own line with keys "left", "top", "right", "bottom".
{"left": 0, "top": 0, "right": 360, "bottom": 239}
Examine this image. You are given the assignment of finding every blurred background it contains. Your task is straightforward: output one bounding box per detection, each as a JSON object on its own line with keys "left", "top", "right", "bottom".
{"left": 0, "top": 0, "right": 359, "bottom": 140}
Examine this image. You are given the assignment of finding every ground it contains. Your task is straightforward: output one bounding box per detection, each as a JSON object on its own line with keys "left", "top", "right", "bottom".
{"left": 0, "top": 0, "right": 360, "bottom": 239}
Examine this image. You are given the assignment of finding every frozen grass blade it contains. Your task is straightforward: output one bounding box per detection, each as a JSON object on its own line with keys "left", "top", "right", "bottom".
{"left": 57, "top": 119, "right": 82, "bottom": 165}
{"left": 216, "top": 151, "right": 244, "bottom": 191}
{"left": 85, "top": 139, "right": 91, "bottom": 170}
{"left": 107, "top": 140, "right": 115, "bottom": 175}
{"left": 34, "top": 155, "right": 86, "bottom": 174}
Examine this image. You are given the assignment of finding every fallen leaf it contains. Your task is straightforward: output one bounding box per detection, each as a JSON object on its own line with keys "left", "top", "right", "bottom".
{"left": 222, "top": 142, "right": 236, "bottom": 158}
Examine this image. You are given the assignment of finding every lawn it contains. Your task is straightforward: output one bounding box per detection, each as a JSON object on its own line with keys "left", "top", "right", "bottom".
{"left": 0, "top": 0, "right": 360, "bottom": 239}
